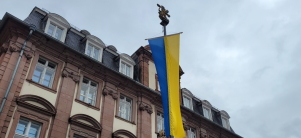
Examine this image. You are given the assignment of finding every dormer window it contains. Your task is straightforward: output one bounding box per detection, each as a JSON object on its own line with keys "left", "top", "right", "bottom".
{"left": 183, "top": 95, "right": 192, "bottom": 110}
{"left": 181, "top": 88, "right": 194, "bottom": 110}
{"left": 202, "top": 100, "right": 213, "bottom": 120}
{"left": 46, "top": 23, "right": 63, "bottom": 40}
{"left": 222, "top": 117, "right": 229, "bottom": 129}
{"left": 85, "top": 44, "right": 102, "bottom": 61}
{"left": 203, "top": 107, "right": 211, "bottom": 120}
{"left": 120, "top": 62, "right": 131, "bottom": 77}
{"left": 84, "top": 35, "right": 106, "bottom": 62}
{"left": 119, "top": 53, "right": 135, "bottom": 79}
{"left": 44, "top": 13, "right": 70, "bottom": 42}
{"left": 220, "top": 110, "right": 230, "bottom": 130}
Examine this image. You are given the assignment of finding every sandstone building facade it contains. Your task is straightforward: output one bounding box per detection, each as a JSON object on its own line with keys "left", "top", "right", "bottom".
{"left": 0, "top": 7, "right": 242, "bottom": 138}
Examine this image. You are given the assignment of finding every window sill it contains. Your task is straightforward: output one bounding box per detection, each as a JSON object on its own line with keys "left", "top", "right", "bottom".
{"left": 115, "top": 115, "right": 136, "bottom": 125}
{"left": 75, "top": 99, "right": 100, "bottom": 111}
{"left": 26, "top": 79, "right": 57, "bottom": 93}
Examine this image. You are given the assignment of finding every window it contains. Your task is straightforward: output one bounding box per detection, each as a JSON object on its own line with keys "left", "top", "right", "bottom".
{"left": 120, "top": 62, "right": 131, "bottom": 77}
{"left": 118, "top": 95, "right": 132, "bottom": 121}
{"left": 73, "top": 134, "right": 86, "bottom": 138}
{"left": 157, "top": 112, "right": 164, "bottom": 132}
{"left": 222, "top": 117, "right": 229, "bottom": 129}
{"left": 187, "top": 127, "right": 196, "bottom": 138}
{"left": 85, "top": 44, "right": 101, "bottom": 61}
{"left": 183, "top": 96, "right": 192, "bottom": 109}
{"left": 32, "top": 58, "right": 56, "bottom": 88}
{"left": 203, "top": 107, "right": 211, "bottom": 120}
{"left": 15, "top": 118, "right": 41, "bottom": 138}
{"left": 80, "top": 78, "right": 98, "bottom": 106}
{"left": 46, "top": 23, "right": 63, "bottom": 40}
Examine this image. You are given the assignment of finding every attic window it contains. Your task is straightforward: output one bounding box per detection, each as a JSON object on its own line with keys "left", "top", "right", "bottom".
{"left": 183, "top": 95, "right": 193, "bottom": 110}
{"left": 222, "top": 117, "right": 230, "bottom": 129}
{"left": 44, "top": 17, "right": 68, "bottom": 42}
{"left": 203, "top": 107, "right": 212, "bottom": 120}
{"left": 46, "top": 23, "right": 63, "bottom": 40}
{"left": 85, "top": 43, "right": 103, "bottom": 61}
{"left": 120, "top": 62, "right": 131, "bottom": 77}
{"left": 119, "top": 54, "right": 135, "bottom": 79}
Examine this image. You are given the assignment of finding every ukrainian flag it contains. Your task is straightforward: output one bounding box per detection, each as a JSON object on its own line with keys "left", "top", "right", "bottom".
{"left": 148, "top": 33, "right": 185, "bottom": 138}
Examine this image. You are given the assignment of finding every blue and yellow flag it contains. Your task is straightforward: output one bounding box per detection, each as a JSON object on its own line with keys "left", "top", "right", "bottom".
{"left": 148, "top": 33, "right": 185, "bottom": 138}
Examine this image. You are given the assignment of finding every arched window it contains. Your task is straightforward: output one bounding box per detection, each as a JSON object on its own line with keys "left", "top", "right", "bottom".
{"left": 9, "top": 95, "right": 56, "bottom": 138}
{"left": 112, "top": 129, "right": 137, "bottom": 138}
{"left": 68, "top": 114, "right": 102, "bottom": 138}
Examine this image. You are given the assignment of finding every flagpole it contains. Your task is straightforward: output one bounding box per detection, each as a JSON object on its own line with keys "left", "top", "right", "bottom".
{"left": 157, "top": 4, "right": 174, "bottom": 138}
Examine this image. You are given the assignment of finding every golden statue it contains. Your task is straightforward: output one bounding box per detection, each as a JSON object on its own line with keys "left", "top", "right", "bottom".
{"left": 158, "top": 130, "right": 166, "bottom": 138}
{"left": 157, "top": 4, "right": 170, "bottom": 26}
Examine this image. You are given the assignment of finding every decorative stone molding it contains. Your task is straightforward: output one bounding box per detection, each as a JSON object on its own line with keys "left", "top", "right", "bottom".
{"left": 112, "top": 129, "right": 137, "bottom": 138}
{"left": 24, "top": 50, "right": 34, "bottom": 59}
{"left": 9, "top": 44, "right": 20, "bottom": 52}
{"left": 0, "top": 42, "right": 9, "bottom": 54}
{"left": 138, "top": 101, "right": 153, "bottom": 114}
{"left": 182, "top": 88, "right": 194, "bottom": 97}
{"left": 220, "top": 110, "right": 230, "bottom": 119}
{"left": 202, "top": 100, "right": 212, "bottom": 108}
{"left": 200, "top": 128, "right": 208, "bottom": 138}
{"left": 69, "top": 114, "right": 102, "bottom": 133}
{"left": 48, "top": 13, "right": 71, "bottom": 28}
{"left": 119, "top": 53, "right": 136, "bottom": 65}
{"left": 69, "top": 125, "right": 97, "bottom": 138}
{"left": 62, "top": 68, "right": 80, "bottom": 83}
{"left": 16, "top": 94, "right": 56, "bottom": 116}
{"left": 102, "top": 88, "right": 118, "bottom": 99}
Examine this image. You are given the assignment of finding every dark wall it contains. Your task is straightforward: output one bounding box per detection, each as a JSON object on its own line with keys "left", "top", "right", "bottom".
{"left": 24, "top": 11, "right": 45, "bottom": 30}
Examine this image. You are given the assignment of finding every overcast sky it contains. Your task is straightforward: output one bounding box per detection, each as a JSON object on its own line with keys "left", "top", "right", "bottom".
{"left": 1, "top": 0, "right": 301, "bottom": 138}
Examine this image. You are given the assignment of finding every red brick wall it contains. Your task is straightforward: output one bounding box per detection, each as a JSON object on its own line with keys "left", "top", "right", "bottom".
{"left": 49, "top": 63, "right": 79, "bottom": 138}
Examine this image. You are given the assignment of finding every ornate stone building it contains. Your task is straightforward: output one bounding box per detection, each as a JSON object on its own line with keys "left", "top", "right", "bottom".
{"left": 0, "top": 7, "right": 242, "bottom": 138}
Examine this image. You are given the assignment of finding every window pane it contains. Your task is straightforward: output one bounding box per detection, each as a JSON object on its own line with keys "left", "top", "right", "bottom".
{"left": 203, "top": 108, "right": 210, "bottom": 119}
{"left": 32, "top": 66, "right": 43, "bottom": 83}
{"left": 121, "top": 63, "right": 125, "bottom": 74}
{"left": 28, "top": 123, "right": 40, "bottom": 137}
{"left": 222, "top": 118, "right": 228, "bottom": 128}
{"left": 47, "top": 24, "right": 55, "bottom": 36}
{"left": 15, "top": 120, "right": 28, "bottom": 134}
{"left": 38, "top": 58, "right": 46, "bottom": 65}
{"left": 80, "top": 95, "right": 85, "bottom": 101}
{"left": 86, "top": 45, "right": 92, "bottom": 56}
{"left": 126, "top": 65, "right": 131, "bottom": 76}
{"left": 80, "top": 81, "right": 89, "bottom": 102}
{"left": 93, "top": 48, "right": 99, "bottom": 60}
{"left": 183, "top": 97, "right": 191, "bottom": 109}
{"left": 48, "top": 62, "right": 56, "bottom": 69}
{"left": 43, "top": 70, "right": 54, "bottom": 87}
{"left": 54, "top": 27, "right": 63, "bottom": 40}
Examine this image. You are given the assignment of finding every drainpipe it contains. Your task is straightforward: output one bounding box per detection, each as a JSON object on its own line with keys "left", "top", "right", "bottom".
{"left": 0, "top": 24, "right": 36, "bottom": 114}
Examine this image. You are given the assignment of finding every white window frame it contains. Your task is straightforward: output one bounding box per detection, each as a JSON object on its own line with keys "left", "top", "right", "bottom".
{"left": 118, "top": 95, "right": 132, "bottom": 121}
{"left": 79, "top": 77, "right": 98, "bottom": 106}
{"left": 202, "top": 106, "right": 212, "bottom": 120}
{"left": 222, "top": 117, "right": 230, "bottom": 129}
{"left": 119, "top": 54, "right": 135, "bottom": 79}
{"left": 32, "top": 57, "right": 56, "bottom": 88}
{"left": 183, "top": 94, "right": 193, "bottom": 110}
{"left": 15, "top": 118, "right": 41, "bottom": 138}
{"left": 44, "top": 19, "right": 67, "bottom": 42}
{"left": 85, "top": 41, "right": 104, "bottom": 62}
{"left": 157, "top": 112, "right": 164, "bottom": 132}
{"left": 187, "top": 127, "right": 196, "bottom": 138}
{"left": 120, "top": 61, "right": 132, "bottom": 77}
